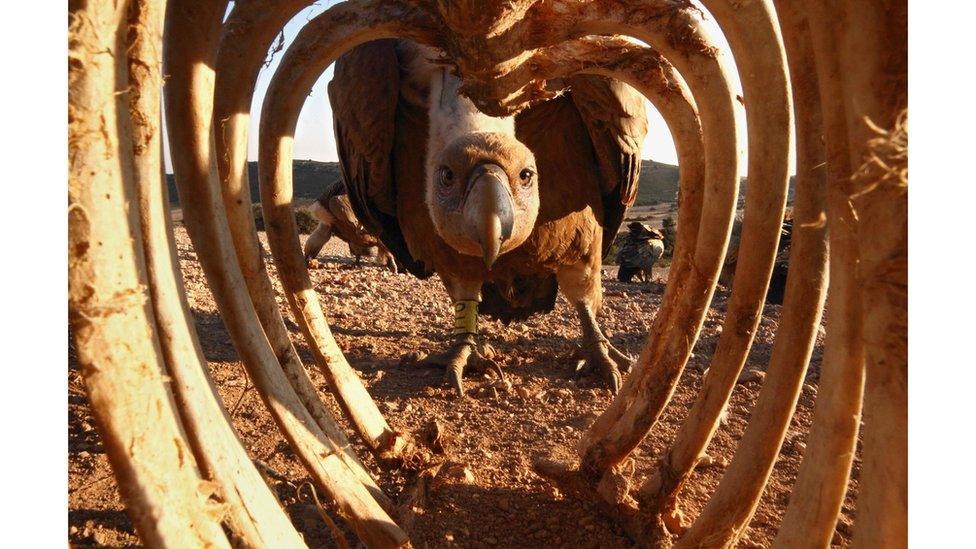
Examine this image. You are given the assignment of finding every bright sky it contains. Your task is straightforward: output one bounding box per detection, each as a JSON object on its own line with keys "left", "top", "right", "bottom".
{"left": 165, "top": 1, "right": 791, "bottom": 175}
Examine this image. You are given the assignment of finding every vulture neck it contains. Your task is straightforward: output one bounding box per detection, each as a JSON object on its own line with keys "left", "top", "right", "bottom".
{"left": 426, "top": 70, "right": 517, "bottom": 173}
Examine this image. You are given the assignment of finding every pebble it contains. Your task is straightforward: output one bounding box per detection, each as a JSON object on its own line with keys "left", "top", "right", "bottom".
{"left": 696, "top": 454, "right": 729, "bottom": 469}
{"left": 737, "top": 369, "right": 766, "bottom": 384}
{"left": 492, "top": 379, "right": 513, "bottom": 392}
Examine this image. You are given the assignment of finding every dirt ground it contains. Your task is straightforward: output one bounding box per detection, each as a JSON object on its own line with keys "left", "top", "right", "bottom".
{"left": 68, "top": 224, "right": 860, "bottom": 548}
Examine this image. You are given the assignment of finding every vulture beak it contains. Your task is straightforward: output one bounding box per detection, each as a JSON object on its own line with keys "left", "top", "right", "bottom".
{"left": 463, "top": 163, "right": 515, "bottom": 268}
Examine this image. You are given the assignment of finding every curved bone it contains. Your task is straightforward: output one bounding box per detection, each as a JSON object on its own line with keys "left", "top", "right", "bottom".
{"left": 460, "top": 37, "right": 706, "bottom": 406}
{"left": 773, "top": 2, "right": 868, "bottom": 545}
{"left": 213, "top": 1, "right": 388, "bottom": 486}
{"left": 162, "top": 1, "right": 404, "bottom": 545}
{"left": 68, "top": 1, "right": 229, "bottom": 546}
{"left": 258, "top": 3, "right": 734, "bottom": 491}
{"left": 127, "top": 1, "right": 308, "bottom": 545}
{"left": 566, "top": 3, "right": 740, "bottom": 477}
{"left": 631, "top": 0, "right": 794, "bottom": 528}
{"left": 255, "top": 1, "right": 440, "bottom": 460}
{"left": 837, "top": 3, "right": 907, "bottom": 546}
{"left": 668, "top": 2, "right": 828, "bottom": 544}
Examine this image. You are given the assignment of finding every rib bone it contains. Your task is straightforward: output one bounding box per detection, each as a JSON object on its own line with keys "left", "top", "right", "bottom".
{"left": 212, "top": 0, "right": 391, "bottom": 485}
{"left": 669, "top": 1, "right": 828, "bottom": 543}
{"left": 127, "top": 0, "right": 309, "bottom": 545}
{"left": 773, "top": 1, "right": 868, "bottom": 545}
{"left": 637, "top": 0, "right": 794, "bottom": 535}
{"left": 255, "top": 0, "right": 441, "bottom": 463}
{"left": 838, "top": 2, "right": 907, "bottom": 546}
{"left": 162, "top": 0, "right": 404, "bottom": 545}
{"left": 68, "top": 1, "right": 230, "bottom": 545}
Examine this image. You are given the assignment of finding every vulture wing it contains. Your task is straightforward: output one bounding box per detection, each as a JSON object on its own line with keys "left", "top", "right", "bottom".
{"left": 326, "top": 194, "right": 374, "bottom": 248}
{"left": 565, "top": 76, "right": 648, "bottom": 254}
{"left": 328, "top": 39, "right": 427, "bottom": 275}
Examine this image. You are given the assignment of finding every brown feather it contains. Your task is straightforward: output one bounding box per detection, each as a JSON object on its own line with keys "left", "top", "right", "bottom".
{"left": 329, "top": 39, "right": 428, "bottom": 277}
{"left": 566, "top": 75, "right": 647, "bottom": 254}
{"left": 330, "top": 41, "right": 648, "bottom": 320}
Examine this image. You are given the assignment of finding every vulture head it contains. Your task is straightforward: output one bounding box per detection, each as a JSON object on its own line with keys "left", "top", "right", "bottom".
{"left": 424, "top": 77, "right": 540, "bottom": 268}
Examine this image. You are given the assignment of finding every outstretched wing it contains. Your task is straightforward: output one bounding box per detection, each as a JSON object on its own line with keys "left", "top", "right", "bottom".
{"left": 328, "top": 39, "right": 426, "bottom": 275}
{"left": 566, "top": 75, "right": 648, "bottom": 254}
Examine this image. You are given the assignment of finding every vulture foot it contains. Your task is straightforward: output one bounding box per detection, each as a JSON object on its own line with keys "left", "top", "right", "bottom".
{"left": 418, "top": 334, "right": 504, "bottom": 397}
{"left": 573, "top": 339, "right": 634, "bottom": 393}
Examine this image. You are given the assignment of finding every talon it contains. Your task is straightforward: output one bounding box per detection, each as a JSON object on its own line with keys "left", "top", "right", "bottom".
{"left": 607, "top": 343, "right": 635, "bottom": 374}
{"left": 573, "top": 339, "right": 628, "bottom": 393}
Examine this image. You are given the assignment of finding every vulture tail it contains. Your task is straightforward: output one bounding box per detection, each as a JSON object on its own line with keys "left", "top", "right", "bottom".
{"left": 479, "top": 275, "right": 558, "bottom": 324}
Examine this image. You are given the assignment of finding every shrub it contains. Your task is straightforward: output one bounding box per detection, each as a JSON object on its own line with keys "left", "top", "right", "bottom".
{"left": 251, "top": 203, "right": 318, "bottom": 235}
{"left": 662, "top": 215, "right": 677, "bottom": 258}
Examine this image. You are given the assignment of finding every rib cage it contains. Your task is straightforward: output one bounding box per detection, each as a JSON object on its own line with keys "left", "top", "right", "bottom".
{"left": 66, "top": 0, "right": 907, "bottom": 547}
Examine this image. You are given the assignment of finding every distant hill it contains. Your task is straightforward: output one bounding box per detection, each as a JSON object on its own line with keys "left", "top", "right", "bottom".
{"left": 166, "top": 158, "right": 794, "bottom": 207}
{"left": 165, "top": 159, "right": 341, "bottom": 206}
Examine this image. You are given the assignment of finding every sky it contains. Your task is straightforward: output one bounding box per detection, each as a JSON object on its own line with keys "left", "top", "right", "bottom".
{"left": 164, "top": 1, "right": 787, "bottom": 175}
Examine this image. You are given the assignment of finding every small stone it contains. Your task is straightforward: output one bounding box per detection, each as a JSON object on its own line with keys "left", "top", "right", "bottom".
{"left": 737, "top": 369, "right": 766, "bottom": 384}
{"left": 695, "top": 454, "right": 729, "bottom": 469}
{"left": 373, "top": 370, "right": 385, "bottom": 382}
{"left": 69, "top": 526, "right": 79, "bottom": 536}
{"left": 492, "top": 379, "right": 512, "bottom": 392}
{"left": 445, "top": 532, "right": 455, "bottom": 542}
{"left": 516, "top": 386, "right": 532, "bottom": 399}
{"left": 93, "top": 530, "right": 112, "bottom": 545}
{"left": 440, "top": 462, "right": 476, "bottom": 485}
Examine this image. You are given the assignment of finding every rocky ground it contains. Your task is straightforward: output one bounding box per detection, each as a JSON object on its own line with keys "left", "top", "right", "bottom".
{"left": 68, "top": 225, "right": 859, "bottom": 548}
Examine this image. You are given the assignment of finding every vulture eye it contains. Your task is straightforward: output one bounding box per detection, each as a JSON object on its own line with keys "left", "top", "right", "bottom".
{"left": 438, "top": 166, "right": 454, "bottom": 187}
{"left": 519, "top": 168, "right": 535, "bottom": 184}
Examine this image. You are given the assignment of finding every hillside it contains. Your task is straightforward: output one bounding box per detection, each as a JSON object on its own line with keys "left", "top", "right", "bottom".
{"left": 166, "top": 159, "right": 794, "bottom": 207}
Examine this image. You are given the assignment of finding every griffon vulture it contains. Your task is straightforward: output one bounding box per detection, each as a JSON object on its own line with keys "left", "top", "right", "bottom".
{"left": 330, "top": 40, "right": 647, "bottom": 394}
{"left": 303, "top": 177, "right": 397, "bottom": 271}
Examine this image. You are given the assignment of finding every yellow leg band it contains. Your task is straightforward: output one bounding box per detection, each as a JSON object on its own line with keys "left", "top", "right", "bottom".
{"left": 452, "top": 300, "right": 479, "bottom": 336}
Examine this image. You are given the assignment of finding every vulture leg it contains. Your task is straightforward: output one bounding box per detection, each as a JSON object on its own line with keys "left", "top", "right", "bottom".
{"left": 303, "top": 223, "right": 333, "bottom": 264}
{"left": 561, "top": 257, "right": 632, "bottom": 393}
{"left": 417, "top": 279, "right": 503, "bottom": 397}
{"left": 379, "top": 247, "right": 398, "bottom": 273}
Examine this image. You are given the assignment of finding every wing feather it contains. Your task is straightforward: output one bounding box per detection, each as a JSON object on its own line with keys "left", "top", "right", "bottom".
{"left": 328, "top": 39, "right": 427, "bottom": 275}
{"left": 566, "top": 76, "right": 648, "bottom": 253}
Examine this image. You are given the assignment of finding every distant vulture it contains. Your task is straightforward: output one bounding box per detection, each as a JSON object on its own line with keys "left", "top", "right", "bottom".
{"left": 303, "top": 177, "right": 397, "bottom": 272}
{"left": 616, "top": 222, "right": 665, "bottom": 283}
{"left": 720, "top": 211, "right": 794, "bottom": 305}
{"left": 330, "top": 40, "right": 647, "bottom": 394}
